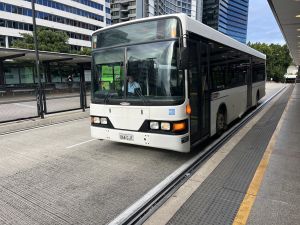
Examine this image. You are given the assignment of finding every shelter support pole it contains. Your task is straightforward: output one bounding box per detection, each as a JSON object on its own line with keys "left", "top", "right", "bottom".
{"left": 32, "top": 0, "right": 44, "bottom": 119}
{"left": 79, "top": 64, "right": 86, "bottom": 111}
{"left": 0, "top": 60, "right": 4, "bottom": 85}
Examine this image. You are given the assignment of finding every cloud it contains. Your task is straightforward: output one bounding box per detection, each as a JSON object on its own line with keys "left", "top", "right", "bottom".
{"left": 247, "top": 0, "right": 285, "bottom": 44}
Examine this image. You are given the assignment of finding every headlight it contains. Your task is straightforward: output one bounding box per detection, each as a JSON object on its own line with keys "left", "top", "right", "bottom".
{"left": 150, "top": 121, "right": 159, "bottom": 130}
{"left": 100, "top": 117, "right": 108, "bottom": 125}
{"left": 93, "top": 117, "right": 101, "bottom": 124}
{"left": 161, "top": 122, "right": 171, "bottom": 131}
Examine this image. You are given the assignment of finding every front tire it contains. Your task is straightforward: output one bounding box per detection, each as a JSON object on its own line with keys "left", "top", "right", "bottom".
{"left": 216, "top": 111, "right": 227, "bottom": 135}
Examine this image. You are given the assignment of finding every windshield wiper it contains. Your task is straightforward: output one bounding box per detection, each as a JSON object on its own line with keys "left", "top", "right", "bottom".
{"left": 129, "top": 82, "right": 147, "bottom": 105}
{"left": 135, "top": 88, "right": 147, "bottom": 106}
{"left": 103, "top": 92, "right": 112, "bottom": 104}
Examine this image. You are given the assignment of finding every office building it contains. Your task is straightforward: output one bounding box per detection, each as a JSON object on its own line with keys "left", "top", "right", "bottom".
{"left": 111, "top": 0, "right": 202, "bottom": 24}
{"left": 202, "top": 0, "right": 249, "bottom": 43}
{"left": 0, "top": 0, "right": 111, "bottom": 50}
{"left": 110, "top": 0, "right": 249, "bottom": 44}
{"left": 154, "top": 0, "right": 200, "bottom": 20}
{"left": 111, "top": 0, "right": 138, "bottom": 24}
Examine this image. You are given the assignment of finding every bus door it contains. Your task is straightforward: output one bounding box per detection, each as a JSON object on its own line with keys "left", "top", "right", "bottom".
{"left": 189, "top": 40, "right": 210, "bottom": 143}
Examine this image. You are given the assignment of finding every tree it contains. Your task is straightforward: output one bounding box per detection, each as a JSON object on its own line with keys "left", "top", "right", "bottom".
{"left": 12, "top": 28, "right": 74, "bottom": 54}
{"left": 248, "top": 42, "right": 292, "bottom": 82}
{"left": 80, "top": 47, "right": 92, "bottom": 56}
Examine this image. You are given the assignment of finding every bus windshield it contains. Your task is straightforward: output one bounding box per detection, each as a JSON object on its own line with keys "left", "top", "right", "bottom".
{"left": 92, "top": 40, "right": 185, "bottom": 105}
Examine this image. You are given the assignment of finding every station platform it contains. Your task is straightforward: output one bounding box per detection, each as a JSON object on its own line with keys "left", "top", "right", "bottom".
{"left": 145, "top": 84, "right": 299, "bottom": 225}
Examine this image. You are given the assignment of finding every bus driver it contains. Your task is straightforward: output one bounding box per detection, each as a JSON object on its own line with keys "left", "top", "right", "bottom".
{"left": 123, "top": 75, "right": 141, "bottom": 94}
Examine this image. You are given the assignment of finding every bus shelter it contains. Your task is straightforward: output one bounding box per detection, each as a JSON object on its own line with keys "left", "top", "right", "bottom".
{"left": 0, "top": 47, "right": 91, "bottom": 123}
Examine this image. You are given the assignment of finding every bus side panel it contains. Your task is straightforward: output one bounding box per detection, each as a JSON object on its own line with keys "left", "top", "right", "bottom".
{"left": 235, "top": 86, "right": 248, "bottom": 118}
{"left": 210, "top": 86, "right": 248, "bottom": 136}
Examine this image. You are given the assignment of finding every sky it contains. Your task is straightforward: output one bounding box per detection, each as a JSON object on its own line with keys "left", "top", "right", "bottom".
{"left": 247, "top": 0, "right": 285, "bottom": 44}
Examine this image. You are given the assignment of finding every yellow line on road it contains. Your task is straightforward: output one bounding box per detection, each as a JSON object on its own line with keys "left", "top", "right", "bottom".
{"left": 232, "top": 92, "right": 290, "bottom": 225}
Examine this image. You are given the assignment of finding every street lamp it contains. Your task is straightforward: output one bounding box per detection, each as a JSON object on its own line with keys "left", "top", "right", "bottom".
{"left": 31, "top": 0, "right": 44, "bottom": 118}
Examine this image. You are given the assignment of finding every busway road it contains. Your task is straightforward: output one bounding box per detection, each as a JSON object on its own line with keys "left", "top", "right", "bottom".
{"left": 0, "top": 82, "right": 286, "bottom": 225}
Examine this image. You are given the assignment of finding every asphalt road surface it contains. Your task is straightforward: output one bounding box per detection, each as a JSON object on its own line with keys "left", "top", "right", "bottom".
{"left": 0, "top": 82, "right": 286, "bottom": 225}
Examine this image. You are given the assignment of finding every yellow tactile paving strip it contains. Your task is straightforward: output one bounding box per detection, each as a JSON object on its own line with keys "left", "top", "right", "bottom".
{"left": 232, "top": 89, "right": 291, "bottom": 225}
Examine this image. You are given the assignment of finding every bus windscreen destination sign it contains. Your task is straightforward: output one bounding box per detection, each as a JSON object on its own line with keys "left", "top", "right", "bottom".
{"left": 93, "top": 18, "right": 180, "bottom": 49}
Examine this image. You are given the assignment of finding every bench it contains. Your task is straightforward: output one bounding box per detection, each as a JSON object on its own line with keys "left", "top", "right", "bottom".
{"left": 44, "top": 87, "right": 54, "bottom": 92}
{"left": 11, "top": 89, "right": 35, "bottom": 96}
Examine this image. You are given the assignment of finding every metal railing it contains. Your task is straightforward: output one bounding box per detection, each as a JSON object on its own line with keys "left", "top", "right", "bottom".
{"left": 0, "top": 81, "right": 90, "bottom": 123}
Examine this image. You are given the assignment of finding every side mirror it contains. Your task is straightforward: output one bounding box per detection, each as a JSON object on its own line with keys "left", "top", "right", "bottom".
{"left": 178, "top": 47, "right": 189, "bottom": 70}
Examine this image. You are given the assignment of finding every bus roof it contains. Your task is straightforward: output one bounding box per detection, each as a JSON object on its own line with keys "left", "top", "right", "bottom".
{"left": 182, "top": 15, "right": 266, "bottom": 60}
{"left": 93, "top": 14, "right": 266, "bottom": 60}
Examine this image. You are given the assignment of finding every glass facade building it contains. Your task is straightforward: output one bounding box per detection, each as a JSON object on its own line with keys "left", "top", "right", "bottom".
{"left": 203, "top": 0, "right": 249, "bottom": 43}
{"left": 0, "top": 0, "right": 110, "bottom": 49}
{"left": 111, "top": 0, "right": 202, "bottom": 24}
{"left": 111, "top": 0, "right": 137, "bottom": 24}
{"left": 154, "top": 0, "right": 198, "bottom": 19}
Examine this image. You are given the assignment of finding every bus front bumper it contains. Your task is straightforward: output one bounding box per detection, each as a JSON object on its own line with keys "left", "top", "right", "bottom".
{"left": 91, "top": 126, "right": 190, "bottom": 153}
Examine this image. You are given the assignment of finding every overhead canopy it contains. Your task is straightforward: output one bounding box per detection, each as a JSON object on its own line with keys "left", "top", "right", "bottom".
{"left": 268, "top": 0, "right": 300, "bottom": 65}
{"left": 0, "top": 47, "right": 91, "bottom": 64}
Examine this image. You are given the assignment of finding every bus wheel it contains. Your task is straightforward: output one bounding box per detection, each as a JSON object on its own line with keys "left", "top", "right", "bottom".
{"left": 256, "top": 91, "right": 260, "bottom": 107}
{"left": 216, "top": 110, "right": 227, "bottom": 135}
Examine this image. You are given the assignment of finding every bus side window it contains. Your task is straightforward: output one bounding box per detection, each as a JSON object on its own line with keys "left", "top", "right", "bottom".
{"left": 209, "top": 42, "right": 227, "bottom": 90}
{"left": 209, "top": 42, "right": 251, "bottom": 90}
{"left": 252, "top": 57, "right": 266, "bottom": 82}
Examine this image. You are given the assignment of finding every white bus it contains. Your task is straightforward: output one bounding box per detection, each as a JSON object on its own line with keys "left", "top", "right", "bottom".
{"left": 90, "top": 14, "right": 266, "bottom": 153}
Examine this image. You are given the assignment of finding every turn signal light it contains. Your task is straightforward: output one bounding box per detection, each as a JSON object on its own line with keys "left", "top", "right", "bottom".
{"left": 186, "top": 104, "right": 192, "bottom": 115}
{"left": 173, "top": 122, "right": 186, "bottom": 132}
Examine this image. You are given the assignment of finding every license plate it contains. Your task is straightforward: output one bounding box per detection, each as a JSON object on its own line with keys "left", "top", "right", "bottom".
{"left": 119, "top": 133, "right": 134, "bottom": 141}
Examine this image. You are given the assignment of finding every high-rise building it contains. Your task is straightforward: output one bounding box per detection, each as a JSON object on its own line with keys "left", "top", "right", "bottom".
{"left": 202, "top": 0, "right": 249, "bottom": 43}
{"left": 154, "top": 0, "right": 200, "bottom": 20}
{"left": 111, "top": 0, "right": 202, "bottom": 24}
{"left": 111, "top": 0, "right": 138, "bottom": 24}
{"left": 110, "top": 0, "right": 249, "bottom": 43}
{"left": 0, "top": 0, "right": 111, "bottom": 50}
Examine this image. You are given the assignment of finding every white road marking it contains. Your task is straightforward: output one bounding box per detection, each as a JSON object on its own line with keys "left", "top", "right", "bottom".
{"left": 13, "top": 103, "right": 36, "bottom": 109}
{"left": 66, "top": 139, "right": 97, "bottom": 149}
